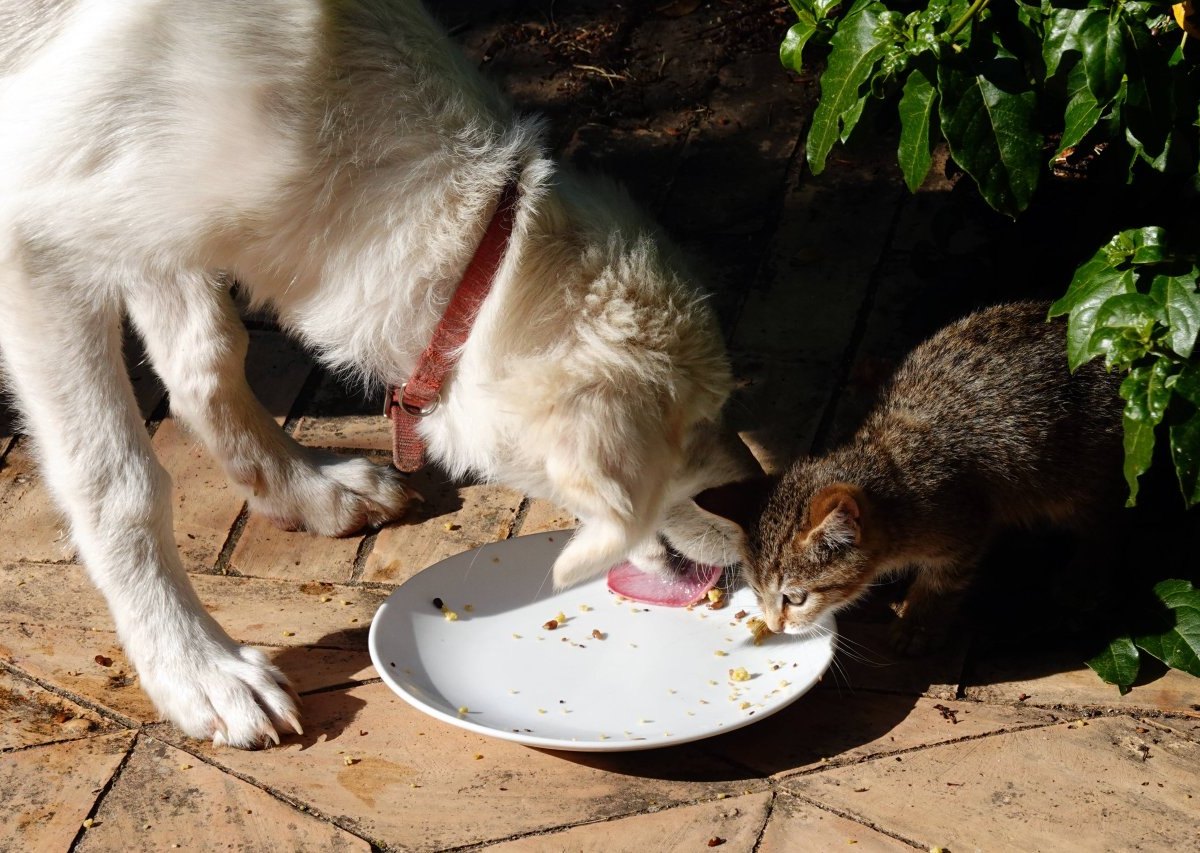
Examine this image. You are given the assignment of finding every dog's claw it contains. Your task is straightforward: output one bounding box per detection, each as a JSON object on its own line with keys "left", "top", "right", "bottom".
{"left": 283, "top": 711, "right": 304, "bottom": 737}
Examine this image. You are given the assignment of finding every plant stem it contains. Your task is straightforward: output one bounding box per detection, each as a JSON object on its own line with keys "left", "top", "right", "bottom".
{"left": 946, "top": 0, "right": 991, "bottom": 39}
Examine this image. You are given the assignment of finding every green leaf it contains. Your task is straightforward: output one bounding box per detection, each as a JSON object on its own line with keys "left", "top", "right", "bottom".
{"left": 1086, "top": 635, "right": 1140, "bottom": 694}
{"left": 1059, "top": 63, "right": 1103, "bottom": 155}
{"left": 806, "top": 0, "right": 892, "bottom": 175}
{"left": 1162, "top": 273, "right": 1200, "bottom": 358}
{"left": 1121, "top": 14, "right": 1175, "bottom": 172}
{"left": 1121, "top": 364, "right": 1162, "bottom": 505}
{"left": 1043, "top": 7, "right": 1093, "bottom": 82}
{"left": 938, "top": 35, "right": 1042, "bottom": 217}
{"left": 1171, "top": 363, "right": 1200, "bottom": 408}
{"left": 1094, "top": 292, "right": 1166, "bottom": 338}
{"left": 781, "top": 18, "right": 820, "bottom": 73}
{"left": 1128, "top": 226, "right": 1170, "bottom": 264}
{"left": 1169, "top": 402, "right": 1200, "bottom": 507}
{"left": 1134, "top": 606, "right": 1200, "bottom": 678}
{"left": 1048, "top": 255, "right": 1137, "bottom": 369}
{"left": 1153, "top": 579, "right": 1200, "bottom": 612}
{"left": 897, "top": 65, "right": 939, "bottom": 192}
{"left": 1078, "top": 6, "right": 1125, "bottom": 103}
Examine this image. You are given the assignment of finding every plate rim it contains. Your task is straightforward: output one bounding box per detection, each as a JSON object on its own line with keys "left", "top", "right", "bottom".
{"left": 367, "top": 531, "right": 837, "bottom": 752}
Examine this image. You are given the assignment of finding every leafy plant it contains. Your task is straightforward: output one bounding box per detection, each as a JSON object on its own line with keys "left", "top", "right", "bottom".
{"left": 1086, "top": 579, "right": 1200, "bottom": 692}
{"left": 781, "top": 0, "right": 1199, "bottom": 216}
{"left": 780, "top": 2, "right": 1200, "bottom": 693}
{"left": 1048, "top": 226, "right": 1200, "bottom": 506}
{"left": 1050, "top": 227, "right": 1200, "bottom": 692}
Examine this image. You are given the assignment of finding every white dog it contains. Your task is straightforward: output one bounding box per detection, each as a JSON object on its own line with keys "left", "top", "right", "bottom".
{"left": 0, "top": 0, "right": 757, "bottom": 748}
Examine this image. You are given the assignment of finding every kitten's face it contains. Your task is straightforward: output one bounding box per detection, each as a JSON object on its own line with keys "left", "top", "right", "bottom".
{"left": 696, "top": 478, "right": 874, "bottom": 635}
{"left": 746, "top": 483, "right": 874, "bottom": 633}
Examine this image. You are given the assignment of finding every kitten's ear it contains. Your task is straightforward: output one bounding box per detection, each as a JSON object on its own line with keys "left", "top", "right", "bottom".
{"left": 804, "top": 483, "right": 865, "bottom": 550}
{"left": 693, "top": 475, "right": 776, "bottom": 534}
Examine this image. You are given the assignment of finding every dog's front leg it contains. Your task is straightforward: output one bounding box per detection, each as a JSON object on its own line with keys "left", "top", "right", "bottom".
{"left": 125, "top": 276, "right": 419, "bottom": 537}
{"left": 0, "top": 283, "right": 299, "bottom": 748}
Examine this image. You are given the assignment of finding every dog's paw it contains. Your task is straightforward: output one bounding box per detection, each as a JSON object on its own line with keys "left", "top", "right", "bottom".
{"left": 143, "top": 644, "right": 302, "bottom": 749}
{"left": 253, "top": 453, "right": 422, "bottom": 537}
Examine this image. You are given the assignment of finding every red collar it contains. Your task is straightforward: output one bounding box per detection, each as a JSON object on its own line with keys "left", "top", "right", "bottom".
{"left": 385, "top": 177, "right": 521, "bottom": 473}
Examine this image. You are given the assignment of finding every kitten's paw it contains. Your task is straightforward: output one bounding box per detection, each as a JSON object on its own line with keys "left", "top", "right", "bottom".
{"left": 251, "top": 453, "right": 422, "bottom": 537}
{"left": 141, "top": 642, "right": 302, "bottom": 749}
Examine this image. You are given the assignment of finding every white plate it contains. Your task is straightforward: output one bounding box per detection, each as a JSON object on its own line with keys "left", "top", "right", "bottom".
{"left": 368, "top": 531, "right": 836, "bottom": 752}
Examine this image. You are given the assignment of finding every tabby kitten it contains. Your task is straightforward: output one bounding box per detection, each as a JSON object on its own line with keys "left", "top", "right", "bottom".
{"left": 698, "top": 302, "right": 1124, "bottom": 652}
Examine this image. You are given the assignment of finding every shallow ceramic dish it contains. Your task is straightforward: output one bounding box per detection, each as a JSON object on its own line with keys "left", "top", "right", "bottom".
{"left": 368, "top": 531, "right": 836, "bottom": 752}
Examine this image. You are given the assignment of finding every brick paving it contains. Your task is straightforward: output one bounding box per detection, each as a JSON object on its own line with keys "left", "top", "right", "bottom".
{"left": 2, "top": 2, "right": 1198, "bottom": 851}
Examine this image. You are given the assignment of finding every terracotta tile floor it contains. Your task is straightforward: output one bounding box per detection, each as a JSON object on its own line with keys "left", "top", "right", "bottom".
{"left": 3, "top": 2, "right": 1199, "bottom": 851}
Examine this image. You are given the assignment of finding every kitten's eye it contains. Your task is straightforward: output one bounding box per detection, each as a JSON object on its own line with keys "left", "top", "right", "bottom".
{"left": 783, "top": 591, "right": 808, "bottom": 608}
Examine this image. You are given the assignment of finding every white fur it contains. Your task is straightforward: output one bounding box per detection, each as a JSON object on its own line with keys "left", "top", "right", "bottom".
{"left": 0, "top": 0, "right": 755, "bottom": 748}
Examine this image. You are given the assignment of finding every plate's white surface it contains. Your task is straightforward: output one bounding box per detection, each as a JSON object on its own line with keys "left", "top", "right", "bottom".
{"left": 368, "top": 531, "right": 835, "bottom": 752}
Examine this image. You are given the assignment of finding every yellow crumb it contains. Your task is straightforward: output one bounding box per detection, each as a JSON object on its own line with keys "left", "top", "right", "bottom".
{"left": 729, "top": 667, "right": 751, "bottom": 682}
{"left": 82, "top": 819, "right": 94, "bottom": 829}
{"left": 343, "top": 756, "right": 358, "bottom": 766}
{"left": 746, "top": 617, "right": 770, "bottom": 645}
{"left": 178, "top": 764, "right": 192, "bottom": 771}
{"left": 713, "top": 650, "right": 728, "bottom": 657}
{"left": 740, "top": 701, "right": 752, "bottom": 709}
{"left": 537, "top": 708, "right": 547, "bottom": 715}
{"left": 579, "top": 604, "right": 592, "bottom": 612}
{"left": 555, "top": 611, "right": 567, "bottom": 623}
{"left": 473, "top": 754, "right": 484, "bottom": 760}
{"left": 707, "top": 588, "right": 724, "bottom": 603}
{"left": 321, "top": 596, "right": 332, "bottom": 603}
{"left": 443, "top": 610, "right": 459, "bottom": 621}
{"left": 457, "top": 706, "right": 469, "bottom": 715}
{"left": 281, "top": 631, "right": 294, "bottom": 637}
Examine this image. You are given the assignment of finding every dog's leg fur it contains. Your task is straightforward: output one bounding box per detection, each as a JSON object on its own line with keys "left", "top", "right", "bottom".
{"left": 0, "top": 259, "right": 300, "bottom": 749}
{"left": 124, "top": 276, "right": 419, "bottom": 537}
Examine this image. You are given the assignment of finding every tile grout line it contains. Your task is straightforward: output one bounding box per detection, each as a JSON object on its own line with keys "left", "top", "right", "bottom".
{"left": 721, "top": 107, "right": 813, "bottom": 345}
{"left": 350, "top": 531, "right": 380, "bottom": 583}
{"left": 138, "top": 727, "right": 385, "bottom": 851}
{"left": 772, "top": 718, "right": 1063, "bottom": 783}
{"left": 209, "top": 362, "right": 324, "bottom": 577}
{"left": 0, "top": 658, "right": 143, "bottom": 732}
{"left": 0, "top": 727, "right": 130, "bottom": 757}
{"left": 749, "top": 789, "right": 778, "bottom": 853}
{"left": 448, "top": 787, "right": 774, "bottom": 853}
{"left": 805, "top": 188, "right": 910, "bottom": 456}
{"left": 777, "top": 787, "right": 928, "bottom": 850}
{"left": 65, "top": 729, "right": 143, "bottom": 853}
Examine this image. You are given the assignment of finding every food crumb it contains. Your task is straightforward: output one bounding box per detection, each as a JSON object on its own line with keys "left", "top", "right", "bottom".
{"left": 321, "top": 596, "right": 332, "bottom": 602}
{"left": 281, "top": 631, "right": 294, "bottom": 637}
{"left": 343, "top": 756, "right": 358, "bottom": 766}
{"left": 512, "top": 633, "right": 522, "bottom": 639}
{"left": 82, "top": 819, "right": 94, "bottom": 829}
{"left": 537, "top": 708, "right": 547, "bottom": 715}
{"left": 543, "top": 619, "right": 558, "bottom": 630}
{"left": 707, "top": 837, "right": 726, "bottom": 847}
{"left": 739, "top": 701, "right": 752, "bottom": 709}
{"left": 443, "top": 610, "right": 459, "bottom": 621}
{"left": 464, "top": 604, "right": 475, "bottom": 612}
{"left": 555, "top": 611, "right": 567, "bottom": 622}
{"left": 747, "top": 617, "right": 770, "bottom": 645}
{"left": 734, "top": 609, "right": 748, "bottom": 620}
{"left": 457, "top": 706, "right": 469, "bottom": 715}
{"left": 591, "top": 628, "right": 605, "bottom": 640}
{"left": 443, "top": 523, "right": 460, "bottom": 532}
{"left": 473, "top": 754, "right": 483, "bottom": 760}
{"left": 579, "top": 604, "right": 592, "bottom": 612}
{"left": 178, "top": 764, "right": 192, "bottom": 771}
{"left": 713, "top": 650, "right": 728, "bottom": 657}
{"left": 729, "top": 667, "right": 751, "bottom": 682}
